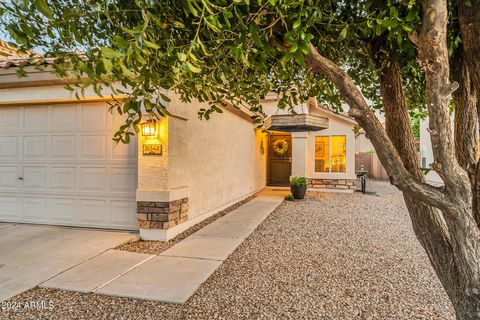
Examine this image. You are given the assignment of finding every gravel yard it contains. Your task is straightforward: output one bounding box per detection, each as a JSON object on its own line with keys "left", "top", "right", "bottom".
{"left": 1, "top": 181, "right": 454, "bottom": 319}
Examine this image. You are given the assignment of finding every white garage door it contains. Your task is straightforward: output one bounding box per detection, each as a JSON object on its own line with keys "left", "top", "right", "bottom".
{"left": 0, "top": 102, "right": 138, "bottom": 230}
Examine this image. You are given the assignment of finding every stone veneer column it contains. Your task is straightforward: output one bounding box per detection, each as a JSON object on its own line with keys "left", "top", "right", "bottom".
{"left": 136, "top": 114, "right": 192, "bottom": 240}
{"left": 137, "top": 198, "right": 189, "bottom": 229}
{"left": 291, "top": 132, "right": 309, "bottom": 177}
{"left": 136, "top": 186, "right": 190, "bottom": 240}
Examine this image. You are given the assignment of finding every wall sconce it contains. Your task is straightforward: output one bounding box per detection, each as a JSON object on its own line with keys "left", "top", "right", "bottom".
{"left": 141, "top": 120, "right": 157, "bottom": 137}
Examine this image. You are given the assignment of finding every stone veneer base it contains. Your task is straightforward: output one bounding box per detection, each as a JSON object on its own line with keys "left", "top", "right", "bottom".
{"left": 307, "top": 178, "right": 357, "bottom": 191}
{"left": 137, "top": 198, "right": 188, "bottom": 230}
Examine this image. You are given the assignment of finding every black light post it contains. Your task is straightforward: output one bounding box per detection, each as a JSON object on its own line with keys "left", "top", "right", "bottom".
{"left": 356, "top": 165, "right": 368, "bottom": 194}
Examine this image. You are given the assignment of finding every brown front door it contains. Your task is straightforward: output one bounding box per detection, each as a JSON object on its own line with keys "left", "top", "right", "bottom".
{"left": 268, "top": 133, "right": 292, "bottom": 186}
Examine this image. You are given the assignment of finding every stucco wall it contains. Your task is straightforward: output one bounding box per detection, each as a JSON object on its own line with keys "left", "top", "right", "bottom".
{"left": 137, "top": 117, "right": 169, "bottom": 190}
{"left": 355, "top": 132, "right": 375, "bottom": 153}
{"left": 0, "top": 84, "right": 122, "bottom": 102}
{"left": 261, "top": 99, "right": 308, "bottom": 116}
{"left": 166, "top": 94, "right": 267, "bottom": 220}
{"left": 306, "top": 108, "right": 357, "bottom": 180}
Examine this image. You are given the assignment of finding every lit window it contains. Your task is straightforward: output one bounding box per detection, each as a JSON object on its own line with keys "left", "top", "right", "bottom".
{"left": 315, "top": 136, "right": 330, "bottom": 172}
{"left": 315, "top": 136, "right": 346, "bottom": 173}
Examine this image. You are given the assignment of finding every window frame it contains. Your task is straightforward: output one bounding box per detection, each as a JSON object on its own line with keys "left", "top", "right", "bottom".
{"left": 314, "top": 135, "right": 347, "bottom": 173}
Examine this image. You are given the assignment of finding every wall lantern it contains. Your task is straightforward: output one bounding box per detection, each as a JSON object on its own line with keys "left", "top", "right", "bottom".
{"left": 141, "top": 120, "right": 157, "bottom": 137}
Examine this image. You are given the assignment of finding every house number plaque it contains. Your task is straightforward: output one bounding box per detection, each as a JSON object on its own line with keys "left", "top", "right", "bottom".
{"left": 143, "top": 144, "right": 162, "bottom": 155}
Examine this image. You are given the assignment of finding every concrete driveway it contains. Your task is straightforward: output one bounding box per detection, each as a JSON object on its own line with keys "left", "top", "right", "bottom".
{"left": 0, "top": 223, "right": 137, "bottom": 301}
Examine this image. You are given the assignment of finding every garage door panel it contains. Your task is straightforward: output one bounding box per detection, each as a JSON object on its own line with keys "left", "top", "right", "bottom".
{"left": 111, "top": 168, "right": 137, "bottom": 193}
{"left": 80, "top": 199, "right": 107, "bottom": 224}
{"left": 110, "top": 201, "right": 136, "bottom": 227}
{"left": 79, "top": 167, "right": 107, "bottom": 192}
{"left": 23, "top": 166, "right": 47, "bottom": 189}
{"left": 50, "top": 167, "right": 75, "bottom": 190}
{"left": 0, "top": 103, "right": 138, "bottom": 230}
{"left": 51, "top": 106, "right": 76, "bottom": 129}
{"left": 50, "top": 135, "right": 76, "bottom": 160}
{"left": 23, "top": 197, "right": 47, "bottom": 221}
{"left": 111, "top": 112, "right": 128, "bottom": 128}
{"left": 49, "top": 198, "right": 76, "bottom": 222}
{"left": 0, "top": 137, "right": 19, "bottom": 159}
{"left": 80, "top": 135, "right": 107, "bottom": 160}
{"left": 81, "top": 104, "right": 108, "bottom": 129}
{"left": 24, "top": 107, "right": 49, "bottom": 128}
{"left": 0, "top": 196, "right": 21, "bottom": 219}
{"left": 0, "top": 167, "right": 19, "bottom": 189}
{"left": 24, "top": 136, "right": 47, "bottom": 159}
{"left": 112, "top": 139, "right": 137, "bottom": 160}
{"left": 0, "top": 108, "right": 20, "bottom": 128}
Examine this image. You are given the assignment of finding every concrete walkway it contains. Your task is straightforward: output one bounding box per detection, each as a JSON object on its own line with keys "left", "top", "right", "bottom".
{"left": 42, "top": 190, "right": 287, "bottom": 303}
{"left": 0, "top": 224, "right": 137, "bottom": 301}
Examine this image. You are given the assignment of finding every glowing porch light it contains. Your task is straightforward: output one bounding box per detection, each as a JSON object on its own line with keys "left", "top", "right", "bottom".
{"left": 141, "top": 120, "right": 157, "bottom": 137}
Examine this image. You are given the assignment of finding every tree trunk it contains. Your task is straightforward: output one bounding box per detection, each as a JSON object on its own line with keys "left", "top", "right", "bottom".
{"left": 302, "top": 0, "right": 480, "bottom": 314}
{"left": 452, "top": 49, "right": 480, "bottom": 229}
{"left": 456, "top": 0, "right": 480, "bottom": 227}
{"left": 377, "top": 58, "right": 457, "bottom": 295}
{"left": 377, "top": 57, "right": 480, "bottom": 319}
{"left": 452, "top": 51, "right": 478, "bottom": 180}
{"left": 396, "top": 1, "right": 480, "bottom": 316}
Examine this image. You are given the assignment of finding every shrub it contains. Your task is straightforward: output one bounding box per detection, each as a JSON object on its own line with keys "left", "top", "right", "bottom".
{"left": 285, "top": 194, "right": 295, "bottom": 201}
{"left": 290, "top": 176, "right": 307, "bottom": 187}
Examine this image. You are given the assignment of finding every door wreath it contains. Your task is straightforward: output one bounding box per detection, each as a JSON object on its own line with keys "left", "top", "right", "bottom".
{"left": 273, "top": 139, "right": 289, "bottom": 156}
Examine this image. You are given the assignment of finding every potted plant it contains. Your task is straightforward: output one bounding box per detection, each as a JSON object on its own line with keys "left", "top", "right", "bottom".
{"left": 290, "top": 176, "right": 307, "bottom": 199}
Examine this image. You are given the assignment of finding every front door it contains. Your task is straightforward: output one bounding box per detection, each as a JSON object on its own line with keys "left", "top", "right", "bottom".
{"left": 268, "top": 133, "right": 292, "bottom": 186}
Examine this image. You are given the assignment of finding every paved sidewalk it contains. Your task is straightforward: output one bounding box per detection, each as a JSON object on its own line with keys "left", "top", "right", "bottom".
{"left": 0, "top": 225, "right": 137, "bottom": 302}
{"left": 42, "top": 190, "right": 287, "bottom": 303}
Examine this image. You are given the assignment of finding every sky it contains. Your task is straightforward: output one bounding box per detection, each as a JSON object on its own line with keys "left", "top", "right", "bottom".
{"left": 0, "top": 32, "right": 11, "bottom": 42}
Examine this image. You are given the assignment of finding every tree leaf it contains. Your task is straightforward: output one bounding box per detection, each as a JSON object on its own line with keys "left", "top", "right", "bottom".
{"left": 337, "top": 26, "right": 348, "bottom": 42}
{"left": 177, "top": 52, "right": 187, "bottom": 61}
{"left": 186, "top": 62, "right": 202, "bottom": 73}
{"left": 101, "top": 47, "right": 122, "bottom": 58}
{"left": 143, "top": 40, "right": 159, "bottom": 49}
{"left": 289, "top": 42, "right": 298, "bottom": 53}
{"left": 34, "top": 0, "right": 53, "bottom": 19}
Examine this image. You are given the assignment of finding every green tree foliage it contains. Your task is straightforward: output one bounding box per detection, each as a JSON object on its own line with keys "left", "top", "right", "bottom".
{"left": 1, "top": 0, "right": 425, "bottom": 142}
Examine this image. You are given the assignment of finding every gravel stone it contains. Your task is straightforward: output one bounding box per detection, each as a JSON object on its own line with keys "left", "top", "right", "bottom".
{"left": 0, "top": 182, "right": 454, "bottom": 319}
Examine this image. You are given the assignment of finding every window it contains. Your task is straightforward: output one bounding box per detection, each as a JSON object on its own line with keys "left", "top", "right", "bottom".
{"left": 315, "top": 136, "right": 346, "bottom": 173}
{"left": 315, "top": 136, "right": 329, "bottom": 172}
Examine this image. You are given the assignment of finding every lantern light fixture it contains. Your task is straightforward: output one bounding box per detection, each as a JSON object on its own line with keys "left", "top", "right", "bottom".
{"left": 141, "top": 120, "right": 157, "bottom": 137}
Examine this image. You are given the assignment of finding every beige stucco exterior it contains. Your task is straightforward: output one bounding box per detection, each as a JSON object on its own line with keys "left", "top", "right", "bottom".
{"left": 0, "top": 63, "right": 361, "bottom": 239}
{"left": 307, "top": 107, "right": 356, "bottom": 181}
{"left": 140, "top": 94, "right": 268, "bottom": 240}
{"left": 0, "top": 78, "right": 268, "bottom": 240}
{"left": 355, "top": 132, "right": 375, "bottom": 153}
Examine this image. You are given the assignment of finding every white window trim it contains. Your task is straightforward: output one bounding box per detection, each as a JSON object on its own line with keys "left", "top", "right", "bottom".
{"left": 314, "top": 135, "right": 347, "bottom": 173}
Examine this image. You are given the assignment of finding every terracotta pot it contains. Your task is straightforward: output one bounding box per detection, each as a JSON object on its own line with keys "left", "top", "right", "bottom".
{"left": 290, "top": 184, "right": 307, "bottom": 199}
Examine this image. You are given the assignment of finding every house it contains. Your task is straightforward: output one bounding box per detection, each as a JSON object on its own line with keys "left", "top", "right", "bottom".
{"left": 262, "top": 96, "right": 357, "bottom": 190}
{"left": 0, "top": 50, "right": 358, "bottom": 241}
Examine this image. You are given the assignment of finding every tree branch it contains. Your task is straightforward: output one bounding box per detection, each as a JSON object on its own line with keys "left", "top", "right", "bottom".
{"left": 303, "top": 44, "right": 453, "bottom": 211}
{"left": 452, "top": 50, "right": 478, "bottom": 180}
{"left": 414, "top": 0, "right": 472, "bottom": 202}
